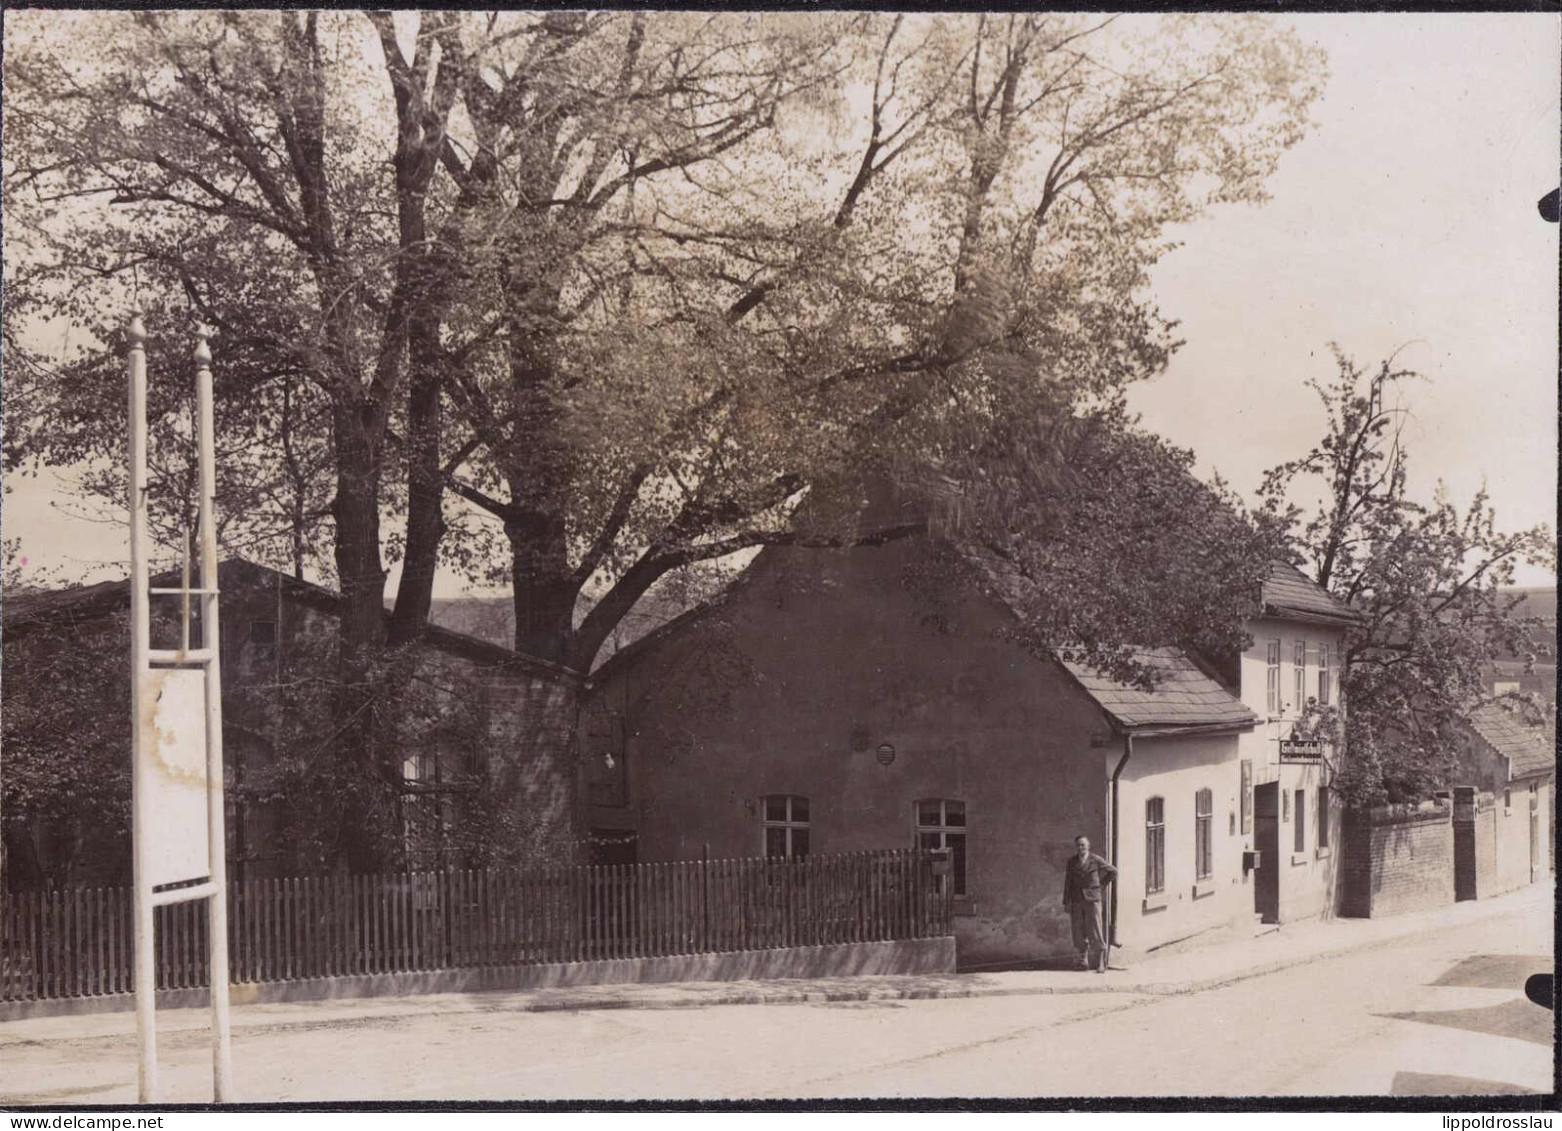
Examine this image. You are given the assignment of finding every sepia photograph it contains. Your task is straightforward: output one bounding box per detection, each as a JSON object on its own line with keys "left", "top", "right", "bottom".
{"left": 0, "top": 6, "right": 1555, "bottom": 1111}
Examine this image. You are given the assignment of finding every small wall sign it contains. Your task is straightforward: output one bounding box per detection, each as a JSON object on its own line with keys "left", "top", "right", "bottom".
{"left": 876, "top": 743, "right": 896, "bottom": 766}
{"left": 1279, "top": 737, "right": 1326, "bottom": 762}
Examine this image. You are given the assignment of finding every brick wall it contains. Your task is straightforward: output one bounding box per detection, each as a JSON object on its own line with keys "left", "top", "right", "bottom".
{"left": 1341, "top": 801, "right": 1454, "bottom": 918}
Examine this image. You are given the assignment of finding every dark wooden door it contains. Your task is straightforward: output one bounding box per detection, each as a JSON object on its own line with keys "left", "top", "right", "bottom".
{"left": 1254, "top": 782, "right": 1280, "bottom": 923}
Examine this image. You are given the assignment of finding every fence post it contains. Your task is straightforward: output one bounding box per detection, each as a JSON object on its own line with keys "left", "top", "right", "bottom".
{"left": 700, "top": 844, "right": 710, "bottom": 953}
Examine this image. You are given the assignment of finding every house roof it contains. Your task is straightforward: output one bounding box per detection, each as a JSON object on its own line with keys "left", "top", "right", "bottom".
{"left": 2, "top": 558, "right": 577, "bottom": 680}
{"left": 1467, "top": 702, "right": 1555, "bottom": 781}
{"left": 1060, "top": 647, "right": 1258, "bottom": 734}
{"left": 1260, "top": 560, "right": 1360, "bottom": 626}
{"left": 2, "top": 576, "right": 137, "bottom": 629}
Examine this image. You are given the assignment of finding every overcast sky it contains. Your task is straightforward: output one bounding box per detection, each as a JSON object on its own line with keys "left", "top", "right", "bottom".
{"left": 4, "top": 12, "right": 1557, "bottom": 593}
{"left": 1126, "top": 13, "right": 1558, "bottom": 587}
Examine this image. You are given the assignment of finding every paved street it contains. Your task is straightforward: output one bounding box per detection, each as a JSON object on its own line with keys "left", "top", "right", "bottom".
{"left": 0, "top": 886, "right": 1551, "bottom": 1104}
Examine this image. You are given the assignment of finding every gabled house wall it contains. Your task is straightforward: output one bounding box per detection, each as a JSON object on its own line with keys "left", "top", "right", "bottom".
{"left": 589, "top": 538, "right": 1109, "bottom": 967}
{"left": 588, "top": 533, "right": 1264, "bottom": 968}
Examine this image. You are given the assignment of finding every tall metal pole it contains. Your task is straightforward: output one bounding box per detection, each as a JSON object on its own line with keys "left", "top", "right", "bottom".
{"left": 127, "top": 305, "right": 159, "bottom": 1104}
{"left": 194, "top": 327, "right": 235, "bottom": 1100}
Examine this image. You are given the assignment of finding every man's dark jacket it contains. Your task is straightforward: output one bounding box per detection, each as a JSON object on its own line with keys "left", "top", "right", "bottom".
{"left": 1063, "top": 852, "right": 1118, "bottom": 905}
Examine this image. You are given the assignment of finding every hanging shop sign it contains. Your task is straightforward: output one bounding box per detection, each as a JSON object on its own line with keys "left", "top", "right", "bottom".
{"left": 1279, "top": 737, "right": 1327, "bottom": 762}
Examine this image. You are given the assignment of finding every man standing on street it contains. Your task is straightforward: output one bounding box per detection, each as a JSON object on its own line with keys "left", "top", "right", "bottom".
{"left": 1063, "top": 834, "right": 1117, "bottom": 972}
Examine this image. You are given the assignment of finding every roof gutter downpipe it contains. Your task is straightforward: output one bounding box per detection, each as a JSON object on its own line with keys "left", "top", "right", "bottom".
{"left": 1109, "top": 734, "right": 1133, "bottom": 950}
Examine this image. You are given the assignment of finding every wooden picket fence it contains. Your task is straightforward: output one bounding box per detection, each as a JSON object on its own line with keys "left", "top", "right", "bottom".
{"left": 0, "top": 848, "right": 949, "bottom": 1002}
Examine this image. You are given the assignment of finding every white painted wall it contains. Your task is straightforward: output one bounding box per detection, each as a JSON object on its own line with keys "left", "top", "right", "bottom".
{"left": 1235, "top": 615, "right": 1348, "bottom": 923}
{"left": 1111, "top": 732, "right": 1248, "bottom": 953}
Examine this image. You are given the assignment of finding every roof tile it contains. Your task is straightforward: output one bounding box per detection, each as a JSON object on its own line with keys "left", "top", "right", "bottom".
{"left": 1262, "top": 560, "right": 1360, "bottom": 624}
{"left": 1468, "top": 702, "right": 1555, "bottom": 780}
{"left": 1061, "top": 647, "right": 1257, "bottom": 731}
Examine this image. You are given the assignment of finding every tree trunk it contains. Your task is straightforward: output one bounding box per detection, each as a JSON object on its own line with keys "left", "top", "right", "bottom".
{"left": 330, "top": 397, "right": 399, "bottom": 872}
{"left": 388, "top": 306, "right": 446, "bottom": 647}
{"left": 505, "top": 504, "right": 578, "bottom": 666}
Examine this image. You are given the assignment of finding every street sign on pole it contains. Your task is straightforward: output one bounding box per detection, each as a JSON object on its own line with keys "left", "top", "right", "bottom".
{"left": 142, "top": 667, "right": 210, "bottom": 888}
{"left": 128, "top": 310, "right": 234, "bottom": 1103}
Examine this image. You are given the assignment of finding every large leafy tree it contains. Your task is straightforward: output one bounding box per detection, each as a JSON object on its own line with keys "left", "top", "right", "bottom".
{"left": 1260, "top": 352, "right": 1556, "bottom": 807}
{"left": 426, "top": 12, "right": 1326, "bottom": 671}
{"left": 5, "top": 11, "right": 1326, "bottom": 867}
{"left": 4, "top": 9, "right": 488, "bottom": 867}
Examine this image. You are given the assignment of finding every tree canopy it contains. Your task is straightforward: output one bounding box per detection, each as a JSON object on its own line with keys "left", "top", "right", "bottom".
{"left": 1260, "top": 352, "right": 1556, "bottom": 807}
{"left": 5, "top": 10, "right": 1327, "bottom": 867}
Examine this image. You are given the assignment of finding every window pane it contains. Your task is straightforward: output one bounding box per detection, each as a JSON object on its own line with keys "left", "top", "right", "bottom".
{"left": 917, "top": 800, "right": 942, "bottom": 827}
{"left": 1146, "top": 796, "right": 1163, "bottom": 824}
{"left": 765, "top": 827, "right": 787, "bottom": 857}
{"left": 1196, "top": 788, "right": 1212, "bottom": 816}
{"left": 919, "top": 832, "right": 943, "bottom": 853}
{"left": 944, "top": 801, "right": 965, "bottom": 827}
{"left": 1294, "top": 790, "right": 1306, "bottom": 853}
{"left": 791, "top": 828, "right": 809, "bottom": 859}
{"left": 1147, "top": 826, "right": 1164, "bottom": 895}
{"left": 764, "top": 796, "right": 787, "bottom": 822}
{"left": 790, "top": 795, "right": 809, "bottom": 823}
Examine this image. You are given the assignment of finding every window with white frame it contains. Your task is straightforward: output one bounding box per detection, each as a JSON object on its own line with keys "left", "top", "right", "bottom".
{"left": 1266, "top": 640, "right": 1282, "bottom": 715}
{"left": 1317, "top": 643, "right": 1331, "bottom": 706}
{"left": 1294, "top": 640, "right": 1307, "bottom": 713}
{"left": 1145, "top": 796, "right": 1166, "bottom": 895}
{"left": 1195, "top": 788, "right": 1213, "bottom": 880}
{"left": 914, "top": 799, "right": 967, "bottom": 897}
{"left": 762, "top": 795, "right": 810, "bottom": 858}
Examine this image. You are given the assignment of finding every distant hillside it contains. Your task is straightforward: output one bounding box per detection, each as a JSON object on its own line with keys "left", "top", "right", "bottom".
{"left": 428, "top": 596, "right": 513, "bottom": 648}
{"left": 429, "top": 584, "right": 706, "bottom": 669}
{"left": 1501, "top": 587, "right": 1557, "bottom": 624}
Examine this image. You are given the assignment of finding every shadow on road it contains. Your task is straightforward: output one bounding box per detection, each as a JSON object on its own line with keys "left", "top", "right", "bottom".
{"left": 1379, "top": 999, "right": 1554, "bottom": 1047}
{"left": 1391, "top": 1071, "right": 1541, "bottom": 1096}
{"left": 1431, "top": 954, "right": 1551, "bottom": 990}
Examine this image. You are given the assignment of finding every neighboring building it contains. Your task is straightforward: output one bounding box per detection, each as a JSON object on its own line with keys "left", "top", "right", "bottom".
{"left": 1234, "top": 561, "right": 1360, "bottom": 925}
{"left": 1452, "top": 701, "right": 1553, "bottom": 887}
{"left": 582, "top": 508, "right": 1344, "bottom": 968}
{"left": 2, "top": 559, "right": 580, "bottom": 888}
